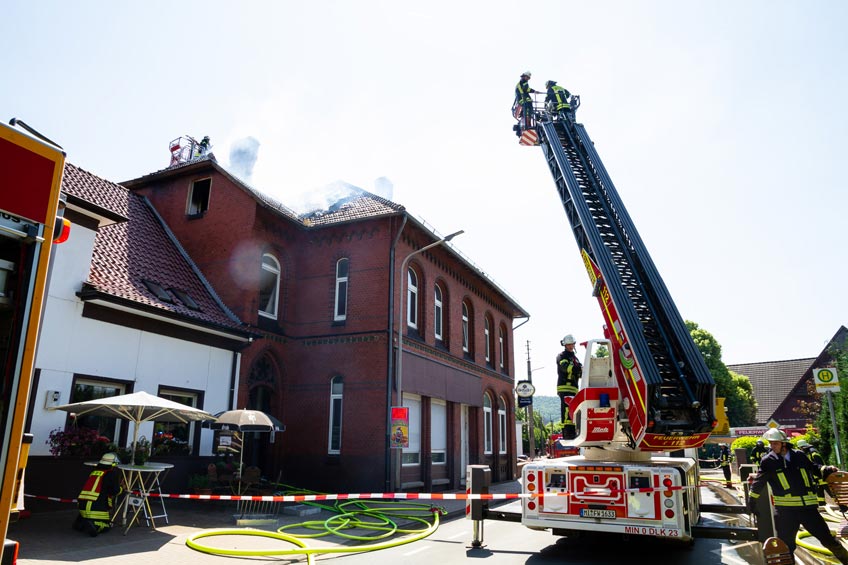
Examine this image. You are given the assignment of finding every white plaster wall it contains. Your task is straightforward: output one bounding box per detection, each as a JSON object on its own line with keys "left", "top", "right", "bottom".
{"left": 31, "top": 221, "right": 237, "bottom": 456}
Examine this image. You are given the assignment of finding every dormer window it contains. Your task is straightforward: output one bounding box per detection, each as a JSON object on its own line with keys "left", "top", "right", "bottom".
{"left": 187, "top": 178, "right": 211, "bottom": 217}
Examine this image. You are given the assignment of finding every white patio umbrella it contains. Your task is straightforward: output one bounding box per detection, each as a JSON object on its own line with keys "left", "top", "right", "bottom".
{"left": 207, "top": 409, "right": 285, "bottom": 472}
{"left": 53, "top": 391, "right": 215, "bottom": 465}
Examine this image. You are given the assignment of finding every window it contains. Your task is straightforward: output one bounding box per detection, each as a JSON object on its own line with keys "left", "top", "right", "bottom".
{"left": 153, "top": 389, "right": 198, "bottom": 456}
{"left": 484, "top": 316, "right": 491, "bottom": 364}
{"left": 498, "top": 396, "right": 508, "bottom": 454}
{"left": 499, "top": 325, "right": 507, "bottom": 371}
{"left": 187, "top": 178, "right": 211, "bottom": 216}
{"left": 334, "top": 258, "right": 349, "bottom": 321}
{"left": 142, "top": 279, "right": 173, "bottom": 303}
{"left": 431, "top": 399, "right": 447, "bottom": 464}
{"left": 462, "top": 301, "right": 472, "bottom": 354}
{"left": 70, "top": 378, "right": 127, "bottom": 440}
{"left": 434, "top": 284, "right": 444, "bottom": 342}
{"left": 328, "top": 376, "right": 343, "bottom": 454}
{"left": 483, "top": 393, "right": 493, "bottom": 454}
{"left": 402, "top": 394, "right": 421, "bottom": 465}
{"left": 170, "top": 288, "right": 201, "bottom": 311}
{"left": 259, "top": 253, "right": 280, "bottom": 318}
{"left": 406, "top": 267, "right": 418, "bottom": 330}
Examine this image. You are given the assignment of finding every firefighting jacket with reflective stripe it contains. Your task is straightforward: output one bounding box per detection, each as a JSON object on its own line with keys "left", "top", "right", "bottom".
{"left": 79, "top": 469, "right": 108, "bottom": 501}
{"left": 749, "top": 448, "right": 821, "bottom": 507}
{"left": 547, "top": 85, "right": 571, "bottom": 111}
{"left": 556, "top": 350, "right": 581, "bottom": 395}
{"left": 515, "top": 80, "right": 533, "bottom": 105}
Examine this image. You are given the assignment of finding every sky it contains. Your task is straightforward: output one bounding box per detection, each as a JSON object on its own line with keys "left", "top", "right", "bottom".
{"left": 3, "top": 1, "right": 846, "bottom": 396}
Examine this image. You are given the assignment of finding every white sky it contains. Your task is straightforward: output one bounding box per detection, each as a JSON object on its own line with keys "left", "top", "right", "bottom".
{"left": 4, "top": 1, "right": 846, "bottom": 395}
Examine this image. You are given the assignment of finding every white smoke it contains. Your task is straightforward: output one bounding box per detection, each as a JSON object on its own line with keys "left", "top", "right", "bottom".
{"left": 229, "top": 137, "right": 261, "bottom": 181}
{"left": 373, "top": 177, "right": 394, "bottom": 200}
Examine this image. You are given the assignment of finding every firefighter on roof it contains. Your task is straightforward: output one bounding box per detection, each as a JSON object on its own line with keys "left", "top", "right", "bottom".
{"left": 556, "top": 334, "right": 581, "bottom": 440}
{"left": 73, "top": 452, "right": 123, "bottom": 537}
{"left": 748, "top": 428, "right": 848, "bottom": 563}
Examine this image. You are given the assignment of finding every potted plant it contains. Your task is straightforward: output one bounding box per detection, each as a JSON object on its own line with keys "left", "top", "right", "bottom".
{"left": 188, "top": 473, "right": 212, "bottom": 495}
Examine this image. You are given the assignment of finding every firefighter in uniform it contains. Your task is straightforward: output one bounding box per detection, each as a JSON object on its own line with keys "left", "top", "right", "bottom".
{"left": 796, "top": 439, "right": 827, "bottom": 506}
{"left": 74, "top": 452, "right": 123, "bottom": 537}
{"left": 514, "top": 71, "right": 539, "bottom": 133}
{"left": 719, "top": 444, "right": 733, "bottom": 488}
{"left": 556, "top": 334, "right": 582, "bottom": 440}
{"left": 748, "top": 428, "right": 848, "bottom": 563}
{"left": 544, "top": 80, "right": 572, "bottom": 121}
{"left": 750, "top": 440, "right": 768, "bottom": 469}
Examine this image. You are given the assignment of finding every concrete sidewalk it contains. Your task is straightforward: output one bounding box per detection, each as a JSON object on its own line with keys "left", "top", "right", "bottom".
{"left": 9, "top": 479, "right": 522, "bottom": 565}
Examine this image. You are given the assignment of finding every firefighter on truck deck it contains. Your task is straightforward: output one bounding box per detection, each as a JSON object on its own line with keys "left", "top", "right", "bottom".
{"left": 556, "top": 334, "right": 581, "bottom": 440}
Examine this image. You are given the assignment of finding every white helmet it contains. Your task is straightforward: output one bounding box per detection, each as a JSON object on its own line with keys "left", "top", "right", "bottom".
{"left": 561, "top": 334, "right": 576, "bottom": 346}
{"left": 762, "top": 428, "right": 788, "bottom": 443}
{"left": 99, "top": 452, "right": 119, "bottom": 466}
{"left": 795, "top": 439, "right": 810, "bottom": 449}
{"left": 522, "top": 71, "right": 532, "bottom": 78}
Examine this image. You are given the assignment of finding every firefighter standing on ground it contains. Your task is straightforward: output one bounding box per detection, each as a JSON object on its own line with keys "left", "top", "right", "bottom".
{"left": 74, "top": 452, "right": 123, "bottom": 537}
{"left": 748, "top": 428, "right": 848, "bottom": 563}
{"left": 751, "top": 439, "right": 768, "bottom": 469}
{"left": 545, "top": 80, "right": 572, "bottom": 121}
{"left": 556, "top": 334, "right": 581, "bottom": 440}
{"left": 797, "top": 439, "right": 827, "bottom": 506}
{"left": 719, "top": 444, "right": 733, "bottom": 488}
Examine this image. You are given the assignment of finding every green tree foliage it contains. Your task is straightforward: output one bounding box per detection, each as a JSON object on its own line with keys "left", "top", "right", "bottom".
{"left": 814, "top": 346, "right": 847, "bottom": 466}
{"left": 686, "top": 321, "right": 758, "bottom": 427}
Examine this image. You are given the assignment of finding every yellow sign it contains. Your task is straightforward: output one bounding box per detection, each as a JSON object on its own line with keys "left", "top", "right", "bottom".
{"left": 814, "top": 367, "right": 840, "bottom": 393}
{"left": 713, "top": 397, "right": 730, "bottom": 435}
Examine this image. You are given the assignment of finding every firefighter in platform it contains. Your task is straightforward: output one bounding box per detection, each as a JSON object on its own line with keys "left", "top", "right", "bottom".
{"left": 556, "top": 334, "right": 582, "bottom": 440}
{"left": 748, "top": 428, "right": 848, "bottom": 563}
{"left": 514, "top": 71, "right": 540, "bottom": 133}
{"left": 545, "top": 80, "right": 572, "bottom": 121}
{"left": 73, "top": 452, "right": 123, "bottom": 537}
{"left": 719, "top": 444, "right": 733, "bottom": 488}
{"left": 796, "top": 439, "right": 827, "bottom": 506}
{"left": 750, "top": 439, "right": 768, "bottom": 469}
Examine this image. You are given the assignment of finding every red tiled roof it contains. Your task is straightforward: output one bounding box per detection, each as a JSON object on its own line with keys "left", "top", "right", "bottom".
{"left": 301, "top": 189, "right": 405, "bottom": 226}
{"left": 62, "top": 164, "right": 248, "bottom": 334}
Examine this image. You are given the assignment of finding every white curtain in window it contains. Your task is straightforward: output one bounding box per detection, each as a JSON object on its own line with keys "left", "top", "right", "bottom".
{"left": 402, "top": 394, "right": 421, "bottom": 465}
{"left": 431, "top": 400, "right": 446, "bottom": 464}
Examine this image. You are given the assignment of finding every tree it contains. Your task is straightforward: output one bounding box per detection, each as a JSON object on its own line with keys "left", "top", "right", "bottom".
{"left": 686, "top": 321, "right": 758, "bottom": 427}
{"left": 814, "top": 345, "right": 847, "bottom": 465}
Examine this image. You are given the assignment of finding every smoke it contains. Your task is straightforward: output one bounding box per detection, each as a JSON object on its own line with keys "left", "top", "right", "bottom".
{"left": 373, "top": 177, "right": 394, "bottom": 200}
{"left": 290, "top": 177, "right": 395, "bottom": 215}
{"left": 229, "top": 137, "right": 261, "bottom": 181}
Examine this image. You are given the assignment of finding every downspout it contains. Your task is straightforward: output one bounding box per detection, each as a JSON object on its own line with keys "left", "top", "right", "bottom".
{"left": 386, "top": 213, "right": 407, "bottom": 492}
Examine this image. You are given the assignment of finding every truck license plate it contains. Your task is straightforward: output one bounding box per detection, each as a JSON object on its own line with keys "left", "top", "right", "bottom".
{"left": 580, "top": 509, "right": 615, "bottom": 519}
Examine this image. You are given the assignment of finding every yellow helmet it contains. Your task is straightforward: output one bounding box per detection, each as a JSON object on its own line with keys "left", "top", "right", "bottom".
{"left": 762, "top": 428, "right": 788, "bottom": 443}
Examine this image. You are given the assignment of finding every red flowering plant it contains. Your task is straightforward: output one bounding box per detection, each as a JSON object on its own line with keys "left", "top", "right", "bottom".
{"left": 47, "top": 427, "right": 115, "bottom": 457}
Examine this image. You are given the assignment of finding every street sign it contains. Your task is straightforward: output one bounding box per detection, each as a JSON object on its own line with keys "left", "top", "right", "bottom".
{"left": 814, "top": 367, "right": 840, "bottom": 393}
{"left": 515, "top": 380, "right": 535, "bottom": 398}
{"left": 518, "top": 396, "right": 532, "bottom": 408}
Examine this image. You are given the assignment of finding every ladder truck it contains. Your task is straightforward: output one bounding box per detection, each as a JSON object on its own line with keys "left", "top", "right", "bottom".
{"left": 468, "top": 96, "right": 758, "bottom": 546}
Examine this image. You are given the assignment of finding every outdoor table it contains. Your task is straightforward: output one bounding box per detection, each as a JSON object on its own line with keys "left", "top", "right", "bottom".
{"left": 85, "top": 461, "right": 174, "bottom": 535}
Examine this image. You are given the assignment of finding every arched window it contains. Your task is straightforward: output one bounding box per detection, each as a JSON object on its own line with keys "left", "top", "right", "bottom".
{"left": 498, "top": 396, "right": 508, "bottom": 454}
{"left": 334, "top": 258, "right": 349, "bottom": 321}
{"left": 259, "top": 253, "right": 281, "bottom": 318}
{"left": 434, "top": 284, "right": 444, "bottom": 342}
{"left": 328, "top": 376, "right": 343, "bottom": 454}
{"left": 407, "top": 267, "right": 419, "bottom": 330}
{"left": 483, "top": 393, "right": 493, "bottom": 454}
{"left": 499, "top": 324, "right": 508, "bottom": 371}
{"left": 462, "top": 301, "right": 471, "bottom": 353}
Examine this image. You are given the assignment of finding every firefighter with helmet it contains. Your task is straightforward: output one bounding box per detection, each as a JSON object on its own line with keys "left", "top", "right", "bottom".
{"left": 796, "top": 439, "right": 827, "bottom": 506}
{"left": 750, "top": 439, "right": 768, "bottom": 469}
{"left": 556, "top": 334, "right": 582, "bottom": 440}
{"left": 719, "top": 444, "right": 733, "bottom": 488}
{"left": 545, "top": 80, "right": 573, "bottom": 121}
{"left": 74, "top": 452, "right": 123, "bottom": 537}
{"left": 514, "top": 71, "right": 539, "bottom": 132}
{"left": 748, "top": 428, "right": 848, "bottom": 563}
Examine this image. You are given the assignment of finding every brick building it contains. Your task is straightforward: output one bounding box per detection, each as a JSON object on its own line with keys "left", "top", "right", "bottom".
{"left": 123, "top": 155, "right": 528, "bottom": 492}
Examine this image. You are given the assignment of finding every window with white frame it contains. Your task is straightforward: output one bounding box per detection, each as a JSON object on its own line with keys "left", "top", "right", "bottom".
{"left": 259, "top": 253, "right": 281, "bottom": 318}
{"left": 328, "top": 376, "right": 343, "bottom": 454}
{"left": 69, "top": 378, "right": 127, "bottom": 441}
{"left": 406, "top": 267, "right": 418, "bottom": 330}
{"left": 334, "top": 258, "right": 349, "bottom": 321}
{"left": 434, "top": 284, "right": 444, "bottom": 342}
{"left": 154, "top": 389, "right": 198, "bottom": 455}
{"left": 499, "top": 325, "right": 508, "bottom": 371}
{"left": 431, "top": 399, "right": 447, "bottom": 464}
{"left": 484, "top": 317, "right": 491, "bottom": 363}
{"left": 483, "top": 393, "right": 493, "bottom": 454}
{"left": 498, "top": 396, "right": 508, "bottom": 454}
{"left": 402, "top": 394, "right": 421, "bottom": 465}
{"left": 462, "top": 301, "right": 470, "bottom": 353}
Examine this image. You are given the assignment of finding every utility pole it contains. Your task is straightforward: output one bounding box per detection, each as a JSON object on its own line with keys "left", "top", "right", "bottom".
{"left": 526, "top": 341, "right": 536, "bottom": 459}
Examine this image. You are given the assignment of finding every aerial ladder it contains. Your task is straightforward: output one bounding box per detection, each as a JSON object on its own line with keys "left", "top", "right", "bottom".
{"left": 467, "top": 95, "right": 760, "bottom": 546}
